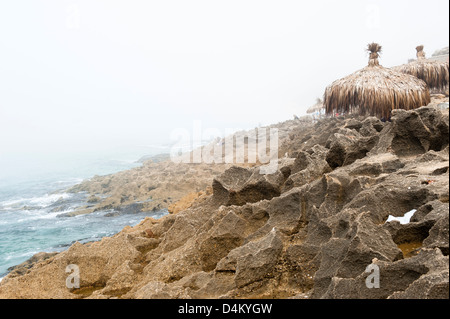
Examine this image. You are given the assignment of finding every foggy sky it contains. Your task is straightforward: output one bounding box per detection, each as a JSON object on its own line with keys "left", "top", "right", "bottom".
{"left": 0, "top": 0, "right": 449, "bottom": 169}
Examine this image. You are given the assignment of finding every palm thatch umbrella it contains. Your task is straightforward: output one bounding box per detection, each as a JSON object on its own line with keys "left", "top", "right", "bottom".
{"left": 324, "top": 43, "right": 431, "bottom": 119}
{"left": 306, "top": 98, "right": 324, "bottom": 114}
{"left": 392, "top": 45, "right": 449, "bottom": 92}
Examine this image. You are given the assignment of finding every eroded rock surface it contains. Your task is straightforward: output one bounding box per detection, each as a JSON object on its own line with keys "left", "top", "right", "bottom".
{"left": 1, "top": 106, "right": 448, "bottom": 299}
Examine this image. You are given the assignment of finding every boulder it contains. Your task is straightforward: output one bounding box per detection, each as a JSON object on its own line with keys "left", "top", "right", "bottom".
{"left": 216, "top": 230, "right": 283, "bottom": 288}
{"left": 321, "top": 248, "right": 448, "bottom": 299}
{"left": 134, "top": 281, "right": 191, "bottom": 299}
{"left": 212, "top": 166, "right": 285, "bottom": 206}
{"left": 6, "top": 252, "right": 58, "bottom": 278}
{"left": 283, "top": 146, "right": 332, "bottom": 190}
{"left": 312, "top": 212, "right": 403, "bottom": 298}
{"left": 347, "top": 153, "right": 404, "bottom": 177}
{"left": 389, "top": 268, "right": 449, "bottom": 299}
{"left": 423, "top": 213, "right": 449, "bottom": 255}
{"left": 359, "top": 117, "right": 384, "bottom": 137}
{"left": 371, "top": 107, "right": 449, "bottom": 156}
{"left": 198, "top": 211, "right": 248, "bottom": 271}
{"left": 325, "top": 132, "right": 379, "bottom": 169}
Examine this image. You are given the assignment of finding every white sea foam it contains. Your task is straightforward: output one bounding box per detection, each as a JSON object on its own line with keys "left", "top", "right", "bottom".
{"left": 386, "top": 209, "right": 417, "bottom": 225}
{"left": 28, "top": 193, "right": 71, "bottom": 206}
{"left": 54, "top": 178, "right": 83, "bottom": 184}
{"left": 0, "top": 197, "right": 28, "bottom": 208}
{"left": 0, "top": 192, "right": 71, "bottom": 210}
{"left": 16, "top": 211, "right": 67, "bottom": 223}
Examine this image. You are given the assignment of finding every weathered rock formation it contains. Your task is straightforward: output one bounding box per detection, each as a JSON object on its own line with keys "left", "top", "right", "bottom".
{"left": 0, "top": 105, "right": 448, "bottom": 299}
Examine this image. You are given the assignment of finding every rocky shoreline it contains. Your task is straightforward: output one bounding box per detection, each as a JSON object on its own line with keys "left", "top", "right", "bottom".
{"left": 0, "top": 99, "right": 448, "bottom": 299}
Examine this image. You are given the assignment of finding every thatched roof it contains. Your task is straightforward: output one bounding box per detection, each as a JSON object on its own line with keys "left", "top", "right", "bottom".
{"left": 306, "top": 98, "right": 324, "bottom": 114}
{"left": 392, "top": 45, "right": 449, "bottom": 91}
{"left": 324, "top": 43, "right": 431, "bottom": 119}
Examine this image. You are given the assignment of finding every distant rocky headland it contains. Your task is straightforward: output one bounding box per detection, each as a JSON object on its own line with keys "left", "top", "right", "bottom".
{"left": 0, "top": 95, "right": 448, "bottom": 299}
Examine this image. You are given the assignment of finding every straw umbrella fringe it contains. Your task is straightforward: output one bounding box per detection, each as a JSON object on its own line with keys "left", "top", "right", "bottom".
{"left": 392, "top": 45, "right": 449, "bottom": 91}
{"left": 307, "top": 98, "right": 324, "bottom": 114}
{"left": 324, "top": 43, "right": 430, "bottom": 119}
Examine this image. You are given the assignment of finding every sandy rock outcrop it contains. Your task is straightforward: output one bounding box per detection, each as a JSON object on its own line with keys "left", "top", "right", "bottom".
{"left": 0, "top": 105, "right": 448, "bottom": 299}
{"left": 168, "top": 187, "right": 212, "bottom": 214}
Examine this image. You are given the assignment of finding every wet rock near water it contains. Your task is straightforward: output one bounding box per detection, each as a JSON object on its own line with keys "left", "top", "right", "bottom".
{"left": 6, "top": 252, "right": 58, "bottom": 279}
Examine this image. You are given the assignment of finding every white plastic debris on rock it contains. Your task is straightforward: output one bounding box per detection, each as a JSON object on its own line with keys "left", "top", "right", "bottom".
{"left": 385, "top": 209, "right": 417, "bottom": 225}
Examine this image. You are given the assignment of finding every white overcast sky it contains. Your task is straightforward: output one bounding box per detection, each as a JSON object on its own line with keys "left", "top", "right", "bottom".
{"left": 0, "top": 0, "right": 449, "bottom": 163}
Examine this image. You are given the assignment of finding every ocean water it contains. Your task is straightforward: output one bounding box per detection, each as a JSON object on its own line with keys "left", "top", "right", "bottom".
{"left": 0, "top": 153, "right": 168, "bottom": 278}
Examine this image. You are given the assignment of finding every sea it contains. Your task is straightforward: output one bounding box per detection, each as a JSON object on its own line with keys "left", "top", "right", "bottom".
{"left": 0, "top": 150, "right": 169, "bottom": 280}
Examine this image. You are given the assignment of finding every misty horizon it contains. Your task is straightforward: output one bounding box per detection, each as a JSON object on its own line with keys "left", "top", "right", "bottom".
{"left": 0, "top": 0, "right": 449, "bottom": 180}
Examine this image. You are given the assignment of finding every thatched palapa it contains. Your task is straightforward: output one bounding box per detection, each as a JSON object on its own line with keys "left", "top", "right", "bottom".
{"left": 392, "top": 45, "right": 449, "bottom": 92}
{"left": 324, "top": 43, "right": 431, "bottom": 119}
{"left": 306, "top": 98, "right": 324, "bottom": 114}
